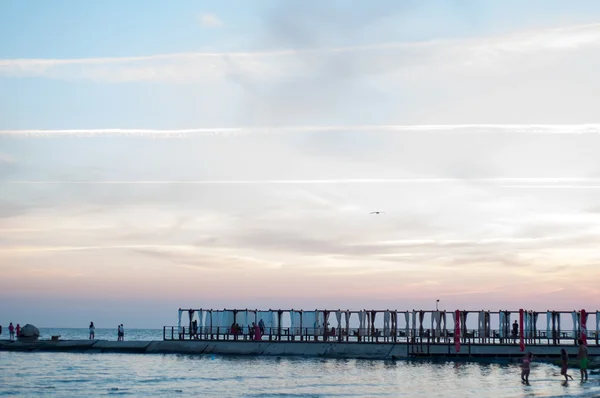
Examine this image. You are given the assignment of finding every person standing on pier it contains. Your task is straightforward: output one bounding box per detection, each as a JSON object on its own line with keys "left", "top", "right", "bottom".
{"left": 253, "top": 322, "right": 261, "bottom": 341}
{"left": 560, "top": 349, "right": 574, "bottom": 381}
{"left": 89, "top": 322, "right": 95, "bottom": 340}
{"left": 577, "top": 339, "right": 588, "bottom": 381}
{"left": 512, "top": 320, "right": 519, "bottom": 344}
{"left": 8, "top": 323, "right": 14, "bottom": 341}
{"left": 15, "top": 324, "right": 21, "bottom": 338}
{"left": 258, "top": 319, "right": 265, "bottom": 335}
{"left": 120, "top": 324, "right": 125, "bottom": 341}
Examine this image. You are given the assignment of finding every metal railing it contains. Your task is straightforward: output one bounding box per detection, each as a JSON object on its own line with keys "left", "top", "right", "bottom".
{"left": 162, "top": 326, "right": 600, "bottom": 345}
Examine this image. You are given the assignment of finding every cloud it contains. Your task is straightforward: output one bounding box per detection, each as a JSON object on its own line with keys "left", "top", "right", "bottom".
{"left": 2, "top": 22, "right": 600, "bottom": 125}
{"left": 0, "top": 153, "right": 15, "bottom": 163}
{"left": 198, "top": 13, "right": 223, "bottom": 28}
{"left": 1, "top": 23, "right": 599, "bottom": 84}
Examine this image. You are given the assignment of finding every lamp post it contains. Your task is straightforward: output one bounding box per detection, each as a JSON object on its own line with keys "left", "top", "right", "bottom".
{"left": 436, "top": 299, "right": 440, "bottom": 311}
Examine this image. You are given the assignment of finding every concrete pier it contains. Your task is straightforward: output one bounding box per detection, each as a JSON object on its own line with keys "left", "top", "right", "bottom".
{"left": 1, "top": 339, "right": 598, "bottom": 362}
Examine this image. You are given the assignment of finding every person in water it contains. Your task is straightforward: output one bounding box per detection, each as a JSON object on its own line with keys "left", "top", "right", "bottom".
{"left": 577, "top": 339, "right": 588, "bottom": 381}
{"left": 521, "top": 352, "right": 533, "bottom": 383}
{"left": 560, "top": 349, "right": 574, "bottom": 381}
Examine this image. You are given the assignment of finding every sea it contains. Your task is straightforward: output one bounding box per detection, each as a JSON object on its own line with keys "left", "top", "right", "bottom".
{"left": 1, "top": 329, "right": 599, "bottom": 397}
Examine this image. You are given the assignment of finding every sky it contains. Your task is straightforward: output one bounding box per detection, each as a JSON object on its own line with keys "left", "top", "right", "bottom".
{"left": 1, "top": 1, "right": 600, "bottom": 329}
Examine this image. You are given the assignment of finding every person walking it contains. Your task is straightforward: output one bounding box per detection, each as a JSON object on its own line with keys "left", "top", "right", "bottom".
{"left": 577, "top": 339, "right": 589, "bottom": 381}
{"left": 560, "top": 349, "right": 574, "bottom": 381}
{"left": 8, "top": 323, "right": 14, "bottom": 341}
{"left": 521, "top": 352, "right": 533, "bottom": 383}
{"left": 89, "top": 322, "right": 95, "bottom": 339}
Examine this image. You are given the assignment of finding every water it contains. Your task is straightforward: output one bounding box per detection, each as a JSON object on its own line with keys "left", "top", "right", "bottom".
{"left": 36, "top": 328, "right": 164, "bottom": 341}
{"left": 1, "top": 351, "right": 599, "bottom": 397}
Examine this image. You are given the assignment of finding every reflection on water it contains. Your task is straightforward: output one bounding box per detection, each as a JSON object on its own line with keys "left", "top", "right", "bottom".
{"left": 1, "top": 351, "right": 599, "bottom": 397}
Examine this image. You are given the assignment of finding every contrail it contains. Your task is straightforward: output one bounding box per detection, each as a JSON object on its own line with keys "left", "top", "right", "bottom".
{"left": 1, "top": 124, "right": 600, "bottom": 137}
{"left": 5, "top": 178, "right": 600, "bottom": 185}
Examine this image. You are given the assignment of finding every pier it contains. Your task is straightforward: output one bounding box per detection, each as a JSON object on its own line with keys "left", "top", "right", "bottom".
{"left": 1, "top": 308, "right": 598, "bottom": 361}
{"left": 166, "top": 308, "right": 600, "bottom": 347}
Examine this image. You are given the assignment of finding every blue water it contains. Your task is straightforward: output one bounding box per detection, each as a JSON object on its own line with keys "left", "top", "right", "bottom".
{"left": 1, "top": 351, "right": 599, "bottom": 397}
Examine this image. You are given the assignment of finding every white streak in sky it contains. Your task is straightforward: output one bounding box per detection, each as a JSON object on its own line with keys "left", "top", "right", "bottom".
{"left": 5, "top": 178, "right": 600, "bottom": 185}
{"left": 1, "top": 124, "right": 600, "bottom": 137}
{"left": 1, "top": 23, "right": 600, "bottom": 83}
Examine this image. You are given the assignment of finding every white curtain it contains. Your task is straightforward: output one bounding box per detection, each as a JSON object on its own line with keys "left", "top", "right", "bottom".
{"left": 434, "top": 311, "right": 441, "bottom": 336}
{"left": 205, "top": 311, "right": 212, "bottom": 333}
{"left": 178, "top": 309, "right": 183, "bottom": 334}
{"left": 271, "top": 311, "right": 279, "bottom": 330}
{"left": 478, "top": 311, "right": 484, "bottom": 338}
{"left": 572, "top": 311, "right": 578, "bottom": 338}
{"left": 257, "top": 311, "right": 270, "bottom": 332}
{"left": 302, "top": 311, "right": 316, "bottom": 335}
{"left": 597, "top": 311, "right": 600, "bottom": 335}
{"left": 289, "top": 311, "right": 296, "bottom": 331}
{"left": 317, "top": 311, "right": 325, "bottom": 334}
{"left": 383, "top": 311, "right": 390, "bottom": 337}
{"left": 499, "top": 312, "right": 504, "bottom": 338}
{"left": 358, "top": 311, "right": 366, "bottom": 336}
{"left": 335, "top": 311, "right": 342, "bottom": 332}
{"left": 344, "top": 311, "right": 350, "bottom": 336}
{"left": 239, "top": 311, "right": 248, "bottom": 328}
{"left": 441, "top": 311, "right": 447, "bottom": 336}
{"left": 198, "top": 310, "right": 204, "bottom": 332}
{"left": 212, "top": 311, "right": 221, "bottom": 333}
{"left": 223, "top": 311, "right": 235, "bottom": 329}
{"left": 291, "top": 311, "right": 301, "bottom": 334}
{"left": 452, "top": 311, "right": 457, "bottom": 339}
{"left": 546, "top": 311, "right": 551, "bottom": 338}
{"left": 412, "top": 311, "right": 417, "bottom": 337}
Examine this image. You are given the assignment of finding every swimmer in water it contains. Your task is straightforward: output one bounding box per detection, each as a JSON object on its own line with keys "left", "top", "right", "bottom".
{"left": 521, "top": 352, "right": 533, "bottom": 383}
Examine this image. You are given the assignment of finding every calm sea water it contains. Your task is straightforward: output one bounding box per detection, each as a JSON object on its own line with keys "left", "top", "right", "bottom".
{"left": 1, "top": 350, "right": 599, "bottom": 397}
{"left": 36, "top": 328, "right": 165, "bottom": 341}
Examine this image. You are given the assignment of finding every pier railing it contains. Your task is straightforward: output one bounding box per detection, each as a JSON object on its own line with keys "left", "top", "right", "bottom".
{"left": 162, "top": 325, "right": 599, "bottom": 346}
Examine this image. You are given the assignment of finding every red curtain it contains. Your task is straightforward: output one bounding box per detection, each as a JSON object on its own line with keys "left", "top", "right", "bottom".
{"left": 519, "top": 309, "right": 524, "bottom": 352}
{"left": 454, "top": 310, "right": 461, "bottom": 352}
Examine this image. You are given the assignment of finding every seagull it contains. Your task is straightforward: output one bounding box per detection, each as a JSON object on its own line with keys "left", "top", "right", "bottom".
{"left": 370, "top": 211, "right": 385, "bottom": 215}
